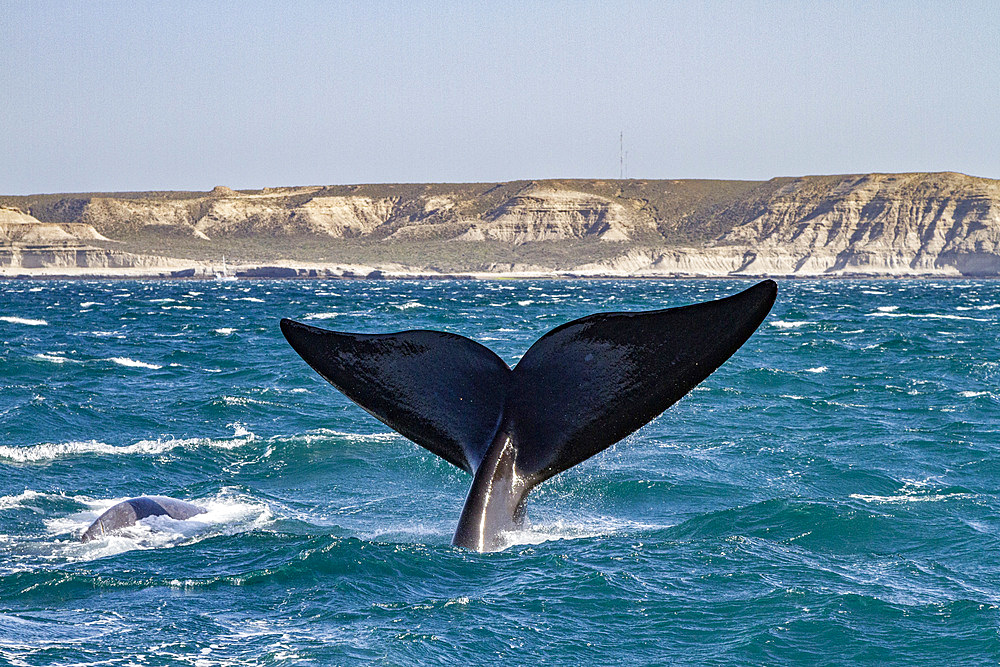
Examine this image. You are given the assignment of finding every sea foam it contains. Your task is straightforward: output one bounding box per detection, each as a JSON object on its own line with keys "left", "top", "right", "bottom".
{"left": 0, "top": 316, "right": 48, "bottom": 326}
{"left": 107, "top": 357, "right": 163, "bottom": 369}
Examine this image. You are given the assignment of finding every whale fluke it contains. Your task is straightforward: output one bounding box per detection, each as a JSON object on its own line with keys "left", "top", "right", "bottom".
{"left": 281, "top": 279, "right": 777, "bottom": 551}
{"left": 80, "top": 496, "right": 206, "bottom": 542}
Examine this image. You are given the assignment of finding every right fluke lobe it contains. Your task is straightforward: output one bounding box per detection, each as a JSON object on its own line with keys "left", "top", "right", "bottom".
{"left": 281, "top": 280, "right": 777, "bottom": 551}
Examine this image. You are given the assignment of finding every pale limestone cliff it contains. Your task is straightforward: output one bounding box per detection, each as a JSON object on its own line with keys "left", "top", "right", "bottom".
{"left": 714, "top": 173, "right": 1000, "bottom": 276}
{"left": 0, "top": 206, "right": 110, "bottom": 244}
{"left": 74, "top": 190, "right": 402, "bottom": 240}
{"left": 0, "top": 206, "right": 177, "bottom": 271}
{"left": 7, "top": 173, "right": 1000, "bottom": 276}
{"left": 80, "top": 197, "right": 203, "bottom": 237}
{"left": 0, "top": 246, "right": 176, "bottom": 270}
{"left": 289, "top": 196, "right": 398, "bottom": 237}
{"left": 455, "top": 187, "right": 650, "bottom": 243}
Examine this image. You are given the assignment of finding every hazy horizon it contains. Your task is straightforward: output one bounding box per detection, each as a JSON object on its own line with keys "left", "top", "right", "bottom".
{"left": 3, "top": 1, "right": 999, "bottom": 195}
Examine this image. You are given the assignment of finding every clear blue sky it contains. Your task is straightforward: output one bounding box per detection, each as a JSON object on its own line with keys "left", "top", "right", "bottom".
{"left": 2, "top": 1, "right": 998, "bottom": 194}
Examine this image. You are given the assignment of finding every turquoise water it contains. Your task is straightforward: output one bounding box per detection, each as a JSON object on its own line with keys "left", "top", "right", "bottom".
{"left": 2, "top": 279, "right": 1000, "bottom": 665}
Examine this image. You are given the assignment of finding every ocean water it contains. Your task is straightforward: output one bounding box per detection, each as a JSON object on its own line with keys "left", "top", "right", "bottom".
{"left": 2, "top": 278, "right": 1000, "bottom": 665}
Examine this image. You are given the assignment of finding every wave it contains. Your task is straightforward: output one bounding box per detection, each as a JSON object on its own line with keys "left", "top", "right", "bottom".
{"left": 850, "top": 491, "right": 973, "bottom": 504}
{"left": 106, "top": 357, "right": 163, "bottom": 370}
{"left": 499, "top": 516, "right": 667, "bottom": 550}
{"left": 0, "top": 316, "right": 47, "bottom": 326}
{"left": 0, "top": 426, "right": 403, "bottom": 464}
{"left": 0, "top": 490, "right": 44, "bottom": 510}
{"left": 33, "top": 353, "right": 79, "bottom": 364}
{"left": 221, "top": 396, "right": 283, "bottom": 408}
{"left": 957, "top": 304, "right": 1000, "bottom": 311}
{"left": 866, "top": 311, "right": 988, "bottom": 322}
{"left": 0, "top": 429, "right": 258, "bottom": 463}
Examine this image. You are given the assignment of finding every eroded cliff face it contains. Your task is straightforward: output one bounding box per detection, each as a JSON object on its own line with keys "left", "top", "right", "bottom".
{"left": 711, "top": 173, "right": 1000, "bottom": 276}
{"left": 289, "top": 196, "right": 399, "bottom": 237}
{"left": 455, "top": 188, "right": 652, "bottom": 243}
{"left": 7, "top": 172, "right": 1000, "bottom": 276}
{"left": 0, "top": 206, "right": 110, "bottom": 244}
{"left": 45, "top": 186, "right": 652, "bottom": 244}
{"left": 0, "top": 205, "right": 178, "bottom": 270}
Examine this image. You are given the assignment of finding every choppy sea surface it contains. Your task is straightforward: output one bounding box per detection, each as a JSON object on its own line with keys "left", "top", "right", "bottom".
{"left": 2, "top": 279, "right": 1000, "bottom": 665}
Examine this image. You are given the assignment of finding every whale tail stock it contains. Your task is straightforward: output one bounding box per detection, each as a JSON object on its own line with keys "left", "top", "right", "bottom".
{"left": 280, "top": 279, "right": 777, "bottom": 551}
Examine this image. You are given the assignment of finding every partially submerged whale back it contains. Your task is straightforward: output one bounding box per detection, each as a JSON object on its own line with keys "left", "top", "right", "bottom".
{"left": 281, "top": 280, "right": 777, "bottom": 551}
{"left": 80, "top": 496, "right": 206, "bottom": 542}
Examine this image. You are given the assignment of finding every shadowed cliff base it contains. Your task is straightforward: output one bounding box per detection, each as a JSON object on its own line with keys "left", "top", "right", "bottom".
{"left": 3, "top": 173, "right": 1000, "bottom": 277}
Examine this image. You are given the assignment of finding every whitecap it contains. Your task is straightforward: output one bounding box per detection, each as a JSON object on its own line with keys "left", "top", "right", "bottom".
{"left": 960, "top": 391, "right": 990, "bottom": 398}
{"left": 303, "top": 312, "right": 339, "bottom": 320}
{"left": 866, "top": 311, "right": 987, "bottom": 322}
{"left": 0, "top": 316, "right": 48, "bottom": 326}
{"left": 0, "top": 429, "right": 257, "bottom": 463}
{"left": 234, "top": 297, "right": 265, "bottom": 303}
{"left": 33, "top": 353, "right": 78, "bottom": 364}
{"left": 850, "top": 492, "right": 971, "bottom": 504}
{"left": 499, "top": 516, "right": 666, "bottom": 549}
{"left": 279, "top": 428, "right": 398, "bottom": 445}
{"left": 214, "top": 328, "right": 236, "bottom": 335}
{"left": 222, "top": 396, "right": 282, "bottom": 408}
{"left": 517, "top": 300, "right": 535, "bottom": 306}
{"left": 804, "top": 366, "right": 828, "bottom": 374}
{"left": 79, "top": 302, "right": 103, "bottom": 308}
{"left": 771, "top": 320, "right": 808, "bottom": 329}
{"left": 0, "top": 490, "right": 43, "bottom": 510}
{"left": 228, "top": 422, "right": 253, "bottom": 438}
{"left": 107, "top": 357, "right": 163, "bottom": 370}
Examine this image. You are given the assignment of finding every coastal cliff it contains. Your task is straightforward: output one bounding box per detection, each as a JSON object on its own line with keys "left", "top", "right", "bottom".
{"left": 3, "top": 172, "right": 999, "bottom": 277}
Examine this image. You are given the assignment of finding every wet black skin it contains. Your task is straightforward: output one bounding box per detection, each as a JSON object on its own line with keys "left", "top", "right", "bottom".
{"left": 80, "top": 496, "right": 206, "bottom": 542}
{"left": 281, "top": 280, "right": 777, "bottom": 552}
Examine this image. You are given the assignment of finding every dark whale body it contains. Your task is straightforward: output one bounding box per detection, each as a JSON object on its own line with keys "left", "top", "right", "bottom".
{"left": 281, "top": 280, "right": 777, "bottom": 551}
{"left": 80, "top": 496, "right": 206, "bottom": 542}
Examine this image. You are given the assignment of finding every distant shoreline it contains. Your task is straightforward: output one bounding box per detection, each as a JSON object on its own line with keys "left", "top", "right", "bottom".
{"left": 5, "top": 172, "right": 1000, "bottom": 279}
{"left": 3, "top": 268, "right": 998, "bottom": 281}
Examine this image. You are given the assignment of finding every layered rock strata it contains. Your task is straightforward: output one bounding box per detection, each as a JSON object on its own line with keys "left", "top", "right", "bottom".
{"left": 5, "top": 172, "right": 1000, "bottom": 276}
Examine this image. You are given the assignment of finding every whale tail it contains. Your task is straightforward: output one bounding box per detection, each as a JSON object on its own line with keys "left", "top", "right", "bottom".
{"left": 281, "top": 279, "right": 777, "bottom": 551}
